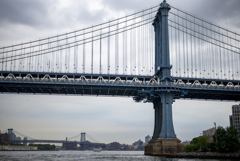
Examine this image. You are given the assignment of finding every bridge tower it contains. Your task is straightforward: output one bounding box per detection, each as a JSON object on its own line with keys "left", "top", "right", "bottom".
{"left": 144, "top": 0, "right": 184, "bottom": 155}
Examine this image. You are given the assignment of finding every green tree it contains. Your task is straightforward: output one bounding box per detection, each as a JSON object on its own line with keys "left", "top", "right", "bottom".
{"left": 29, "top": 144, "right": 56, "bottom": 150}
{"left": 226, "top": 126, "right": 240, "bottom": 152}
{"left": 213, "top": 126, "right": 227, "bottom": 152}
{"left": 206, "top": 142, "right": 217, "bottom": 152}
{"left": 185, "top": 136, "right": 209, "bottom": 152}
{"left": 198, "top": 136, "right": 209, "bottom": 148}
{"left": 213, "top": 126, "right": 240, "bottom": 153}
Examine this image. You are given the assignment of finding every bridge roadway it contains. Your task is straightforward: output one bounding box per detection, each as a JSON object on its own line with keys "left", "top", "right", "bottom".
{"left": 0, "top": 71, "right": 240, "bottom": 101}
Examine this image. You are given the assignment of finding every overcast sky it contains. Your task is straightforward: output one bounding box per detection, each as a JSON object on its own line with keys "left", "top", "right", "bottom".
{"left": 0, "top": 0, "right": 240, "bottom": 145}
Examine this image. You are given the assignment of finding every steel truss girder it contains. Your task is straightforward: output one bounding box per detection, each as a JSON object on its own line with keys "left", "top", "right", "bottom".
{"left": 0, "top": 81, "right": 240, "bottom": 101}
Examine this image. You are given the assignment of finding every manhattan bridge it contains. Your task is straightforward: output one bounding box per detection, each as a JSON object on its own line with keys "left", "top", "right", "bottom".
{"left": 0, "top": 0, "right": 240, "bottom": 155}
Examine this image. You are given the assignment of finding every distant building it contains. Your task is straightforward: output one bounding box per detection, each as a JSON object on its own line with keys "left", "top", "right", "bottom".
{"left": 23, "top": 137, "right": 28, "bottom": 146}
{"left": 181, "top": 140, "right": 191, "bottom": 146}
{"left": 145, "top": 135, "right": 151, "bottom": 145}
{"left": 132, "top": 139, "right": 144, "bottom": 150}
{"left": 133, "top": 139, "right": 143, "bottom": 147}
{"left": 15, "top": 137, "right": 21, "bottom": 141}
{"left": 230, "top": 115, "right": 233, "bottom": 126}
{"left": 230, "top": 104, "right": 240, "bottom": 139}
{"left": 106, "top": 142, "right": 121, "bottom": 150}
{"left": 202, "top": 127, "right": 216, "bottom": 142}
{"left": 0, "top": 131, "right": 10, "bottom": 145}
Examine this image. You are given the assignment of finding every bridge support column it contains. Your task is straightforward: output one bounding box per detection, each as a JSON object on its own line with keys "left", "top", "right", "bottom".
{"left": 144, "top": 0, "right": 184, "bottom": 155}
{"left": 144, "top": 92, "right": 184, "bottom": 155}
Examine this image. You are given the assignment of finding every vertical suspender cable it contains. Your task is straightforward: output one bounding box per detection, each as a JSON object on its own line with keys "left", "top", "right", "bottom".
{"left": 10, "top": 46, "right": 13, "bottom": 71}
{"left": 139, "top": 15, "right": 141, "bottom": 75}
{"left": 74, "top": 31, "right": 76, "bottom": 73}
{"left": 235, "top": 33, "right": 239, "bottom": 80}
{"left": 141, "top": 11, "right": 143, "bottom": 75}
{"left": 170, "top": 22, "right": 172, "bottom": 76}
{"left": 197, "top": 24, "right": 200, "bottom": 78}
{"left": 212, "top": 26, "right": 215, "bottom": 79}
{"left": 123, "top": 17, "right": 125, "bottom": 74}
{"left": 222, "top": 33, "right": 226, "bottom": 79}
{"left": 130, "top": 19, "right": 133, "bottom": 75}
{"left": 108, "top": 21, "right": 110, "bottom": 74}
{"left": 1, "top": 47, "right": 3, "bottom": 71}
{"left": 100, "top": 25, "right": 102, "bottom": 74}
{"left": 220, "top": 32, "right": 223, "bottom": 79}
{"left": 125, "top": 15, "right": 128, "bottom": 74}
{"left": 194, "top": 22, "right": 197, "bottom": 78}
{"left": 38, "top": 40, "right": 40, "bottom": 72}
{"left": 27, "top": 43, "right": 29, "bottom": 72}
{"left": 56, "top": 36, "right": 59, "bottom": 73}
{"left": 178, "top": 11, "right": 180, "bottom": 77}
{"left": 186, "top": 14, "right": 189, "bottom": 77}
{"left": 182, "top": 18, "right": 185, "bottom": 77}
{"left": 231, "top": 33, "right": 233, "bottom": 80}
{"left": 65, "top": 34, "right": 67, "bottom": 73}
{"left": 175, "top": 15, "right": 177, "bottom": 76}
{"left": 83, "top": 29, "right": 85, "bottom": 74}
{"left": 190, "top": 19, "right": 193, "bottom": 77}
{"left": 227, "top": 31, "right": 230, "bottom": 79}
{"left": 91, "top": 26, "right": 94, "bottom": 74}
{"left": 201, "top": 20, "right": 204, "bottom": 78}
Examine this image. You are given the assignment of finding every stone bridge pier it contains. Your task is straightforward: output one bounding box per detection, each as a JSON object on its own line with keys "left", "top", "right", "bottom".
{"left": 144, "top": 91, "right": 184, "bottom": 155}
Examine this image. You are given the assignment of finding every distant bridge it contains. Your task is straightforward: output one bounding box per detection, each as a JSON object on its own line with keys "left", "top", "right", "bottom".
{"left": 6, "top": 129, "right": 106, "bottom": 150}
{"left": 13, "top": 139, "right": 106, "bottom": 150}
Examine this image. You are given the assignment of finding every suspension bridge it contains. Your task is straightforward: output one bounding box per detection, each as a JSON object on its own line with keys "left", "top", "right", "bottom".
{"left": 2, "top": 129, "right": 106, "bottom": 150}
{"left": 0, "top": 0, "right": 240, "bottom": 155}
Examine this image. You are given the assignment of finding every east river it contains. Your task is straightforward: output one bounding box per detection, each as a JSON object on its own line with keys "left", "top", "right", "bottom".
{"left": 0, "top": 151, "right": 232, "bottom": 161}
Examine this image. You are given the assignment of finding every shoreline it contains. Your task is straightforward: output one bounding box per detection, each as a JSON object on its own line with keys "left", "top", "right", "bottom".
{"left": 168, "top": 152, "right": 240, "bottom": 159}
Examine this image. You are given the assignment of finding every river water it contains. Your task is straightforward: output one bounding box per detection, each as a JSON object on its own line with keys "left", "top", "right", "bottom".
{"left": 0, "top": 151, "right": 231, "bottom": 161}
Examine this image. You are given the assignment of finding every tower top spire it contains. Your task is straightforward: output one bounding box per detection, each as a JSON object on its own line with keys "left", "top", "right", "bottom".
{"left": 160, "top": 0, "right": 170, "bottom": 10}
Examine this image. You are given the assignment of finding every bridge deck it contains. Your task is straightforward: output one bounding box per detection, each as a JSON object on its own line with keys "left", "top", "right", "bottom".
{"left": 1, "top": 72, "right": 240, "bottom": 101}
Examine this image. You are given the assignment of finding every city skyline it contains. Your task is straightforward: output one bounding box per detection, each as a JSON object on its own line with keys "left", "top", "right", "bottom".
{"left": 0, "top": 0, "right": 240, "bottom": 144}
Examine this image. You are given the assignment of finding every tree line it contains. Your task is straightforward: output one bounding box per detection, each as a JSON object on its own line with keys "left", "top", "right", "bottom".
{"left": 29, "top": 144, "right": 56, "bottom": 150}
{"left": 185, "top": 126, "right": 240, "bottom": 153}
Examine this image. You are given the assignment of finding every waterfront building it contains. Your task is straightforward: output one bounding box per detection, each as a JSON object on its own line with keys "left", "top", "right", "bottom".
{"left": 202, "top": 127, "right": 216, "bottom": 142}
{"left": 106, "top": 142, "right": 121, "bottom": 150}
{"left": 230, "top": 104, "right": 240, "bottom": 139}
{"left": 0, "top": 131, "right": 10, "bottom": 145}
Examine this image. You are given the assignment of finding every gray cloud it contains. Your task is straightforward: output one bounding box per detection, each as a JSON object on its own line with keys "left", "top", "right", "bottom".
{"left": 169, "top": 0, "right": 240, "bottom": 30}
{"left": 102, "top": 0, "right": 159, "bottom": 12}
{"left": 0, "top": 0, "right": 49, "bottom": 27}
